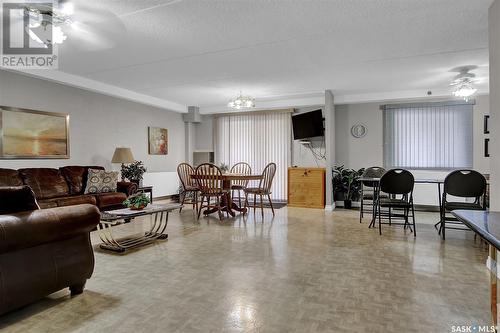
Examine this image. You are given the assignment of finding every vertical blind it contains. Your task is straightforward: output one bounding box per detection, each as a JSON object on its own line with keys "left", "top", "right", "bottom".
{"left": 384, "top": 101, "right": 473, "bottom": 169}
{"left": 214, "top": 111, "right": 292, "bottom": 200}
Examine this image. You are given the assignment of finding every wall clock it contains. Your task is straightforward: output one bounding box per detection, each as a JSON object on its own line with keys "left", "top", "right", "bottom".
{"left": 351, "top": 124, "right": 367, "bottom": 138}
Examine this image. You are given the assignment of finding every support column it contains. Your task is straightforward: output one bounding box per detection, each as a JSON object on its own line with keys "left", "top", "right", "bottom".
{"left": 183, "top": 106, "right": 201, "bottom": 165}
{"left": 490, "top": 1, "right": 500, "bottom": 211}
{"left": 184, "top": 123, "right": 194, "bottom": 165}
{"left": 324, "top": 90, "right": 336, "bottom": 211}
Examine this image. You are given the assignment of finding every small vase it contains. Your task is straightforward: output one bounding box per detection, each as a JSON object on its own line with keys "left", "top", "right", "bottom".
{"left": 130, "top": 204, "right": 146, "bottom": 211}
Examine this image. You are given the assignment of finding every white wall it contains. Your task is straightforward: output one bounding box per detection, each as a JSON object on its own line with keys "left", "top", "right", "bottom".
{"left": 490, "top": 0, "right": 500, "bottom": 211}
{"left": 472, "top": 95, "right": 490, "bottom": 174}
{"left": 0, "top": 70, "right": 185, "bottom": 176}
{"left": 142, "top": 172, "right": 179, "bottom": 197}
{"left": 334, "top": 103, "right": 384, "bottom": 169}
{"left": 334, "top": 95, "right": 490, "bottom": 205}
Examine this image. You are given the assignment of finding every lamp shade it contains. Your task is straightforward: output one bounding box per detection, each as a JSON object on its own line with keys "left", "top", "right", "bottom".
{"left": 111, "top": 147, "right": 135, "bottom": 163}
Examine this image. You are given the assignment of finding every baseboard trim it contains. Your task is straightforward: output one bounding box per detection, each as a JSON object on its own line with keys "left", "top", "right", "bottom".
{"left": 334, "top": 201, "right": 361, "bottom": 208}
{"left": 324, "top": 204, "right": 335, "bottom": 212}
{"left": 154, "top": 195, "right": 175, "bottom": 202}
{"left": 332, "top": 202, "right": 440, "bottom": 212}
{"left": 414, "top": 204, "right": 440, "bottom": 212}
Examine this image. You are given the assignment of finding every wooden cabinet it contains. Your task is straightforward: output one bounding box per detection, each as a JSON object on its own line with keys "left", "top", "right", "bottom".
{"left": 287, "top": 167, "right": 325, "bottom": 209}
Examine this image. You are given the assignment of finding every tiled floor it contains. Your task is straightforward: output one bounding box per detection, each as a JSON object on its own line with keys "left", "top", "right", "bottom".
{"left": 0, "top": 204, "right": 491, "bottom": 332}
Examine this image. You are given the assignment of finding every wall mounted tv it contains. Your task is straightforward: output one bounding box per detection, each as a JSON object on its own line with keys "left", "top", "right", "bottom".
{"left": 292, "top": 109, "right": 324, "bottom": 140}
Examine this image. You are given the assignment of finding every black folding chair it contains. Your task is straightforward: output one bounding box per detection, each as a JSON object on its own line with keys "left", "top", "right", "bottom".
{"left": 360, "top": 167, "right": 386, "bottom": 223}
{"left": 440, "top": 170, "right": 487, "bottom": 240}
{"left": 376, "top": 169, "right": 416, "bottom": 237}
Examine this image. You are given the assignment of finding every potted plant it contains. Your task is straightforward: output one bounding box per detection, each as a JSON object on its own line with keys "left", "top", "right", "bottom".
{"left": 220, "top": 163, "right": 229, "bottom": 173}
{"left": 332, "top": 166, "right": 365, "bottom": 209}
{"left": 121, "top": 161, "right": 147, "bottom": 186}
{"left": 123, "top": 193, "right": 151, "bottom": 210}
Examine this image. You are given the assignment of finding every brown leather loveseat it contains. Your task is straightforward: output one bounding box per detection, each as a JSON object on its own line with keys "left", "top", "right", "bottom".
{"left": 0, "top": 186, "right": 100, "bottom": 315}
{"left": 0, "top": 166, "right": 137, "bottom": 210}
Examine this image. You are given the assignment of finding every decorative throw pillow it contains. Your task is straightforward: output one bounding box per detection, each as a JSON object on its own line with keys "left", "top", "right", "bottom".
{"left": 84, "top": 169, "right": 119, "bottom": 194}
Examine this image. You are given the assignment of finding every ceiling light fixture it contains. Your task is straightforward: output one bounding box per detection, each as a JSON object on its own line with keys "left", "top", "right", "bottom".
{"left": 450, "top": 66, "right": 478, "bottom": 102}
{"left": 227, "top": 92, "right": 255, "bottom": 110}
{"left": 60, "top": 2, "right": 74, "bottom": 16}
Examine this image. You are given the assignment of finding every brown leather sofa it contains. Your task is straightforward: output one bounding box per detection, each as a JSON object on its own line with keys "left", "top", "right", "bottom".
{"left": 0, "top": 186, "right": 100, "bottom": 315}
{"left": 0, "top": 166, "right": 137, "bottom": 210}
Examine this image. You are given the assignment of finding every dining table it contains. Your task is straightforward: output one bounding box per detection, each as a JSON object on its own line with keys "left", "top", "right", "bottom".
{"left": 191, "top": 173, "right": 262, "bottom": 217}
{"left": 360, "top": 177, "right": 447, "bottom": 230}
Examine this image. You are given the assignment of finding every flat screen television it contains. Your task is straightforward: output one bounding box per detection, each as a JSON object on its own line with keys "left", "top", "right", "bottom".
{"left": 292, "top": 109, "right": 324, "bottom": 140}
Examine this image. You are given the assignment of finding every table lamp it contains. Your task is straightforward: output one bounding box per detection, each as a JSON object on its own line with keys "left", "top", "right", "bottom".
{"left": 111, "top": 147, "right": 135, "bottom": 180}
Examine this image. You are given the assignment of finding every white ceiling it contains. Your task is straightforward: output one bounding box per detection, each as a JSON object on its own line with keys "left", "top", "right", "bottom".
{"left": 12, "top": 0, "right": 494, "bottom": 113}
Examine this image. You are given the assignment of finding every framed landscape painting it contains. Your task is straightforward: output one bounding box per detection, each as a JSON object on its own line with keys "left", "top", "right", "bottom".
{"left": 148, "top": 127, "right": 168, "bottom": 155}
{"left": 0, "top": 106, "right": 69, "bottom": 159}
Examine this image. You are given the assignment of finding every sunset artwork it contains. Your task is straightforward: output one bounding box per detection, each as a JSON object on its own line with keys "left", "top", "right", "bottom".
{"left": 0, "top": 108, "right": 69, "bottom": 158}
{"left": 148, "top": 127, "right": 168, "bottom": 155}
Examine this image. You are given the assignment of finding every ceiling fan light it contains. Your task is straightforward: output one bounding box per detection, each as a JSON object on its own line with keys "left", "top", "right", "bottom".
{"left": 449, "top": 67, "right": 478, "bottom": 101}
{"left": 453, "top": 87, "right": 477, "bottom": 98}
{"left": 60, "top": 2, "right": 74, "bottom": 15}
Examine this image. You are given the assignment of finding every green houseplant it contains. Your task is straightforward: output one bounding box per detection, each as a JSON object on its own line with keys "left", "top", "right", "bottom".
{"left": 332, "top": 166, "right": 365, "bottom": 209}
{"left": 123, "top": 193, "right": 151, "bottom": 210}
{"left": 121, "top": 161, "right": 147, "bottom": 185}
{"left": 220, "top": 163, "right": 229, "bottom": 173}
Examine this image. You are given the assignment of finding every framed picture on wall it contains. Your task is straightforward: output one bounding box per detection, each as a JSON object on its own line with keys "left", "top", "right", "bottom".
{"left": 148, "top": 127, "right": 168, "bottom": 155}
{"left": 484, "top": 115, "right": 490, "bottom": 134}
{"left": 0, "top": 106, "right": 69, "bottom": 159}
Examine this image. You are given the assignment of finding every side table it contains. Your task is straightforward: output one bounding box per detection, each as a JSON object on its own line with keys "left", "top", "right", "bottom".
{"left": 138, "top": 186, "right": 153, "bottom": 203}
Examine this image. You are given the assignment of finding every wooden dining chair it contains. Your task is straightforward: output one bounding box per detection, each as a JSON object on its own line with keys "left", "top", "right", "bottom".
{"left": 230, "top": 162, "right": 252, "bottom": 208}
{"left": 244, "top": 163, "right": 277, "bottom": 217}
{"left": 177, "top": 163, "right": 199, "bottom": 213}
{"left": 195, "top": 163, "right": 229, "bottom": 220}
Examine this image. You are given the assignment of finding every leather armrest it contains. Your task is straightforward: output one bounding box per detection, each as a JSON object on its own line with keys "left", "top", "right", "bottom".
{"left": 117, "top": 181, "right": 138, "bottom": 196}
{"left": 0, "top": 186, "right": 39, "bottom": 214}
{"left": 0, "top": 204, "right": 100, "bottom": 254}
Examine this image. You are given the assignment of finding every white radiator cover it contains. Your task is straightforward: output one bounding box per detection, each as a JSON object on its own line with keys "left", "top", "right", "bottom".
{"left": 142, "top": 172, "right": 179, "bottom": 198}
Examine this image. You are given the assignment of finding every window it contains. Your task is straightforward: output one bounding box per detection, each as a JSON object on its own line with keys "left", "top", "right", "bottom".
{"left": 383, "top": 101, "right": 473, "bottom": 169}
{"left": 214, "top": 111, "right": 292, "bottom": 201}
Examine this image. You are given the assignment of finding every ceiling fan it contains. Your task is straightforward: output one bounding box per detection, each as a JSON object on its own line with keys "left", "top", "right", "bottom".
{"left": 11, "top": 0, "right": 125, "bottom": 51}
{"left": 450, "top": 65, "right": 478, "bottom": 101}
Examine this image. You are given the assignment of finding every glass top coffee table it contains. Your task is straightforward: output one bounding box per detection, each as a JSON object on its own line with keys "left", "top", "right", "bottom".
{"left": 98, "top": 203, "right": 181, "bottom": 253}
